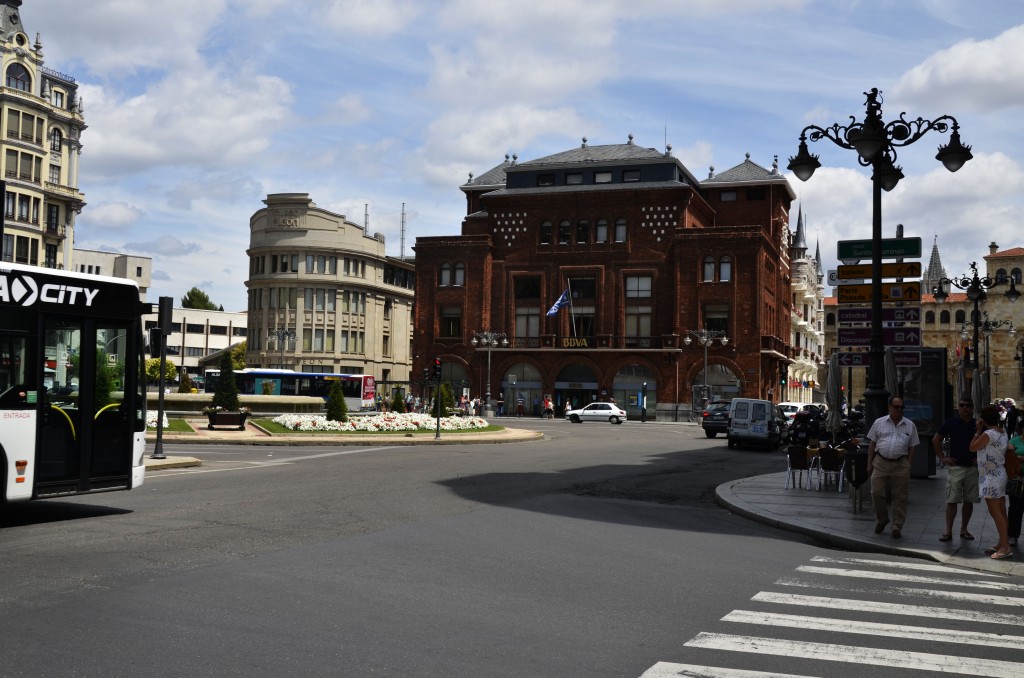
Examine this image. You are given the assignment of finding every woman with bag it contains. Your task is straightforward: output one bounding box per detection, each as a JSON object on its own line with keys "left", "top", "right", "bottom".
{"left": 1006, "top": 420, "right": 1024, "bottom": 547}
{"left": 970, "top": 405, "right": 1012, "bottom": 559}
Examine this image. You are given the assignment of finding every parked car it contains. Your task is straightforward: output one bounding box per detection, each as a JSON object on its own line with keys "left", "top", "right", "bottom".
{"left": 701, "top": 400, "right": 731, "bottom": 438}
{"left": 727, "top": 398, "right": 787, "bottom": 449}
{"left": 777, "top": 401, "right": 804, "bottom": 424}
{"left": 564, "top": 402, "right": 627, "bottom": 424}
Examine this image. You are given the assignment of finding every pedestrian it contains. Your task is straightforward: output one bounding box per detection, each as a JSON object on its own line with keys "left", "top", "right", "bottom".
{"left": 932, "top": 399, "right": 979, "bottom": 542}
{"left": 496, "top": 394, "right": 505, "bottom": 417}
{"left": 970, "top": 404, "right": 1012, "bottom": 559}
{"left": 1006, "top": 419, "right": 1024, "bottom": 548}
{"left": 1005, "top": 399, "right": 1019, "bottom": 437}
{"left": 516, "top": 394, "right": 525, "bottom": 417}
{"left": 866, "top": 395, "right": 920, "bottom": 539}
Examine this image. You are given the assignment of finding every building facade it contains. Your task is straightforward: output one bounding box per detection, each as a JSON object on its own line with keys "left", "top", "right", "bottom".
{"left": 412, "top": 139, "right": 797, "bottom": 419}
{"left": 786, "top": 209, "right": 826, "bottom": 403}
{"left": 143, "top": 308, "right": 248, "bottom": 384}
{"left": 0, "top": 0, "right": 85, "bottom": 270}
{"left": 824, "top": 241, "right": 1024, "bottom": 405}
{"left": 73, "top": 248, "right": 152, "bottom": 300}
{"left": 244, "top": 193, "right": 415, "bottom": 390}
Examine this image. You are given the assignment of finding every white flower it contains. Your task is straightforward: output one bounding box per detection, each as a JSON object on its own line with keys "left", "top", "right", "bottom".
{"left": 271, "top": 413, "right": 489, "bottom": 432}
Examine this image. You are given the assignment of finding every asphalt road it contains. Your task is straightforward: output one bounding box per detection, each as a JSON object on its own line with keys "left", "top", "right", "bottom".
{"left": 2, "top": 421, "right": 1018, "bottom": 677}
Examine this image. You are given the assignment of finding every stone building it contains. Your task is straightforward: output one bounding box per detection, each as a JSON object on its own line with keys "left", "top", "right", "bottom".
{"left": 243, "top": 193, "right": 415, "bottom": 393}
{"left": 824, "top": 241, "right": 1024, "bottom": 405}
{"left": 786, "top": 208, "right": 826, "bottom": 404}
{"left": 412, "top": 138, "right": 797, "bottom": 419}
{"left": 0, "top": 0, "right": 85, "bottom": 270}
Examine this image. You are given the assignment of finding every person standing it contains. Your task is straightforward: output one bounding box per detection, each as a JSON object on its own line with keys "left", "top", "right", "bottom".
{"left": 932, "top": 400, "right": 980, "bottom": 542}
{"left": 970, "top": 404, "right": 1012, "bottom": 559}
{"left": 867, "top": 396, "right": 920, "bottom": 539}
{"left": 1006, "top": 419, "right": 1024, "bottom": 548}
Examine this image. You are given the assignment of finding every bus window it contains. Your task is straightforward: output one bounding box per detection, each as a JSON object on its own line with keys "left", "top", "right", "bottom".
{"left": 0, "top": 334, "right": 31, "bottom": 407}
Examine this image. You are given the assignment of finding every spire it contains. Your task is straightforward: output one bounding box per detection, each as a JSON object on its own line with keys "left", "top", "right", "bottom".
{"left": 815, "top": 239, "right": 824, "bottom": 283}
{"left": 922, "top": 234, "right": 948, "bottom": 296}
{"left": 791, "top": 206, "right": 807, "bottom": 258}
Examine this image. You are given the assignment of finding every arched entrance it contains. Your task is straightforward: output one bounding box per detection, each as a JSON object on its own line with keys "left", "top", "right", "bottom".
{"left": 502, "top": 362, "right": 543, "bottom": 417}
{"left": 693, "top": 362, "right": 742, "bottom": 404}
{"left": 613, "top": 364, "right": 657, "bottom": 419}
{"left": 554, "top": 363, "right": 599, "bottom": 416}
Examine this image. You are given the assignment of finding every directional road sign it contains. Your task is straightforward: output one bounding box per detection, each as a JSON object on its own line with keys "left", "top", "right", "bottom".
{"left": 836, "top": 262, "right": 922, "bottom": 279}
{"left": 837, "top": 306, "right": 922, "bottom": 324}
{"left": 838, "top": 327, "right": 922, "bottom": 347}
{"left": 836, "top": 351, "right": 922, "bottom": 368}
{"left": 837, "top": 282, "right": 921, "bottom": 304}
{"left": 837, "top": 237, "right": 922, "bottom": 260}
{"left": 827, "top": 270, "right": 864, "bottom": 286}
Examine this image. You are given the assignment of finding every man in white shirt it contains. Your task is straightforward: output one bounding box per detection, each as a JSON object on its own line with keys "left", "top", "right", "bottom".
{"left": 867, "top": 395, "right": 920, "bottom": 538}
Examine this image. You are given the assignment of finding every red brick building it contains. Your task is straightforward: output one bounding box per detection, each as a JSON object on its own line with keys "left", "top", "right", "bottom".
{"left": 413, "top": 138, "right": 796, "bottom": 419}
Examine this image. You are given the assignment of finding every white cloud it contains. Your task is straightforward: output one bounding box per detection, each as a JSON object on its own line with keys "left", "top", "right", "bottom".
{"left": 329, "top": 94, "right": 373, "bottom": 125}
{"left": 324, "top": 0, "right": 423, "bottom": 36}
{"left": 77, "top": 202, "right": 146, "bottom": 231}
{"left": 124, "top": 235, "right": 202, "bottom": 258}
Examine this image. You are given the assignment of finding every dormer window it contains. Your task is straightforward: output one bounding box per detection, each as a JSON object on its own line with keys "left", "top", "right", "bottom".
{"left": 595, "top": 171, "right": 612, "bottom": 183}
{"left": 6, "top": 64, "right": 30, "bottom": 92}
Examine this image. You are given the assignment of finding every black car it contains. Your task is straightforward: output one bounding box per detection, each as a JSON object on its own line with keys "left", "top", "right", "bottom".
{"left": 701, "top": 400, "right": 731, "bottom": 438}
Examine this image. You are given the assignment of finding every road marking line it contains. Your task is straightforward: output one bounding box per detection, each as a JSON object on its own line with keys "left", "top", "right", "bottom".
{"left": 639, "top": 662, "right": 821, "bottom": 678}
{"left": 776, "top": 577, "right": 1024, "bottom": 607}
{"left": 808, "top": 555, "right": 996, "bottom": 575}
{"left": 795, "top": 565, "right": 1024, "bottom": 591}
{"left": 723, "top": 609, "right": 1024, "bottom": 649}
{"left": 684, "top": 633, "right": 1022, "bottom": 677}
{"left": 145, "top": 447, "right": 394, "bottom": 477}
{"left": 752, "top": 591, "right": 1024, "bottom": 626}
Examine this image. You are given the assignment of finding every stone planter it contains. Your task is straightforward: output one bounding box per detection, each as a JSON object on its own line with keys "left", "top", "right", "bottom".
{"left": 207, "top": 412, "right": 249, "bottom": 430}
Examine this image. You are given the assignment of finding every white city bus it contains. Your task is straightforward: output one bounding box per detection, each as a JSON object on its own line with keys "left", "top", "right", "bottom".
{"left": 0, "top": 263, "right": 149, "bottom": 502}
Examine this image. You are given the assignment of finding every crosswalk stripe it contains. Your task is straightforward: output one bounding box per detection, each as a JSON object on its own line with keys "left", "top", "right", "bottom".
{"left": 808, "top": 555, "right": 996, "bottom": 575}
{"left": 684, "top": 633, "right": 1022, "bottom": 677}
{"left": 752, "top": 591, "right": 1024, "bottom": 626}
{"left": 775, "top": 576, "right": 1024, "bottom": 607}
{"left": 639, "top": 663, "right": 821, "bottom": 678}
{"left": 795, "top": 565, "right": 1024, "bottom": 591}
{"left": 723, "top": 609, "right": 1024, "bottom": 649}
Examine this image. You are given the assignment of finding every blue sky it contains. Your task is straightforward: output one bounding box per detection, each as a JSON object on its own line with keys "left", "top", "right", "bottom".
{"left": 24, "top": 0, "right": 1024, "bottom": 311}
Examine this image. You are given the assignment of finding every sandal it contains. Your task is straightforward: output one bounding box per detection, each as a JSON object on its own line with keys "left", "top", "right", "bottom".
{"left": 991, "top": 550, "right": 1014, "bottom": 560}
{"left": 960, "top": 531, "right": 975, "bottom": 540}
{"left": 939, "top": 534, "right": 952, "bottom": 542}
{"left": 984, "top": 546, "right": 999, "bottom": 554}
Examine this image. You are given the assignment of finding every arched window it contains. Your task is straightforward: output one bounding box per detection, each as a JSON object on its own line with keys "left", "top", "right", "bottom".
{"left": 940, "top": 310, "right": 950, "bottom": 324}
{"left": 539, "top": 221, "right": 552, "bottom": 244}
{"left": 719, "top": 256, "right": 732, "bottom": 282}
{"left": 925, "top": 311, "right": 935, "bottom": 324}
{"left": 576, "top": 219, "right": 589, "bottom": 244}
{"left": 702, "top": 256, "right": 715, "bottom": 282}
{"left": 955, "top": 309, "right": 966, "bottom": 324}
{"left": 825, "top": 312, "right": 835, "bottom": 326}
{"left": 996, "top": 268, "right": 1008, "bottom": 283}
{"left": 614, "top": 218, "right": 627, "bottom": 242}
{"left": 5, "top": 64, "right": 30, "bottom": 92}
{"left": 453, "top": 262, "right": 465, "bottom": 286}
{"left": 50, "top": 128, "right": 62, "bottom": 152}
{"left": 558, "top": 220, "right": 571, "bottom": 244}
{"left": 1013, "top": 268, "right": 1022, "bottom": 284}
{"left": 595, "top": 219, "right": 608, "bottom": 243}
{"left": 439, "top": 263, "right": 451, "bottom": 286}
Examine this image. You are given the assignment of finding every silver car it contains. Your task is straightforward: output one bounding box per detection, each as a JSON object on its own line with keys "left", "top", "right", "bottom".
{"left": 565, "top": 402, "right": 627, "bottom": 424}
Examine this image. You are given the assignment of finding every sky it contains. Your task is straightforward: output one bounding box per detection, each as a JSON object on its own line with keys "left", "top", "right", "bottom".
{"left": 23, "top": 0, "right": 1024, "bottom": 312}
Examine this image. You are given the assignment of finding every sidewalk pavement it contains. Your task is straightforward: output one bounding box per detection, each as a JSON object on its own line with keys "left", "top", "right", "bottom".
{"left": 716, "top": 467, "right": 1024, "bottom": 576}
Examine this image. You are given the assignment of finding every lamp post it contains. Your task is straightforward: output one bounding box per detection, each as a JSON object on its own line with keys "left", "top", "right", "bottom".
{"left": 268, "top": 328, "right": 295, "bottom": 369}
{"left": 934, "top": 262, "right": 1019, "bottom": 370}
{"left": 788, "top": 87, "right": 973, "bottom": 427}
{"left": 684, "top": 328, "right": 728, "bottom": 407}
{"left": 471, "top": 330, "right": 507, "bottom": 417}
{"left": 958, "top": 310, "right": 1016, "bottom": 404}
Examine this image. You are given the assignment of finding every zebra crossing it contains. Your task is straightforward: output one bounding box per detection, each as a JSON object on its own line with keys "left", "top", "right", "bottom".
{"left": 639, "top": 555, "right": 1024, "bottom": 677}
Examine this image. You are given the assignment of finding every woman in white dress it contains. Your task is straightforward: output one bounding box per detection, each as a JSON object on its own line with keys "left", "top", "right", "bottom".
{"left": 970, "top": 404, "right": 1012, "bottom": 559}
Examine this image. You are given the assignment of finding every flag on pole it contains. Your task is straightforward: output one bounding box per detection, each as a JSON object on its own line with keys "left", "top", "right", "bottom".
{"left": 546, "top": 289, "right": 570, "bottom": 316}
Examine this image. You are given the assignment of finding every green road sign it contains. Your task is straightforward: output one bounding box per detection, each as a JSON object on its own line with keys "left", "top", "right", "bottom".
{"left": 836, "top": 237, "right": 922, "bottom": 260}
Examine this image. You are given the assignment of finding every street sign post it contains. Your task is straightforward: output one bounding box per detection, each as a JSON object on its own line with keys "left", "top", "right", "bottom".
{"left": 837, "top": 237, "right": 922, "bottom": 260}
{"left": 837, "top": 307, "right": 922, "bottom": 324}
{"left": 836, "top": 351, "right": 922, "bottom": 368}
{"left": 836, "top": 262, "right": 922, "bottom": 279}
{"left": 837, "top": 282, "right": 921, "bottom": 304}
{"left": 838, "top": 327, "right": 922, "bottom": 347}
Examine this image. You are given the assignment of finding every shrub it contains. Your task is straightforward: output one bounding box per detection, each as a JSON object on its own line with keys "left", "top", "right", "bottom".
{"left": 326, "top": 379, "right": 349, "bottom": 422}
{"left": 390, "top": 391, "right": 406, "bottom": 413}
{"left": 210, "top": 352, "right": 240, "bottom": 411}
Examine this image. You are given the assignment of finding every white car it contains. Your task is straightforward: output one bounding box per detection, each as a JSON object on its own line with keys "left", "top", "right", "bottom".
{"left": 564, "top": 402, "right": 627, "bottom": 424}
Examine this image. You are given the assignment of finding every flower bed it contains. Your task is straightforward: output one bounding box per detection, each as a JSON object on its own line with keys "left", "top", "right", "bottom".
{"left": 146, "top": 411, "right": 170, "bottom": 429}
{"left": 272, "top": 412, "right": 490, "bottom": 432}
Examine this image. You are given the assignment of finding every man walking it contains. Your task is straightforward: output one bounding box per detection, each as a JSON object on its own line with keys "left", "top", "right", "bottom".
{"left": 867, "top": 396, "right": 920, "bottom": 538}
{"left": 932, "top": 400, "right": 979, "bottom": 542}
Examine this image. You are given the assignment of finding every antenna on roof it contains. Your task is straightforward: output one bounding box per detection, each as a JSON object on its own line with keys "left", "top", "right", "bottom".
{"left": 400, "top": 203, "right": 406, "bottom": 259}
{"left": 664, "top": 122, "right": 667, "bottom": 152}
{"left": 364, "top": 203, "right": 369, "bottom": 232}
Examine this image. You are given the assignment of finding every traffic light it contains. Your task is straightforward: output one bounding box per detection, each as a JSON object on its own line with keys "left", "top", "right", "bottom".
{"left": 432, "top": 357, "right": 442, "bottom": 381}
{"left": 422, "top": 367, "right": 430, "bottom": 383}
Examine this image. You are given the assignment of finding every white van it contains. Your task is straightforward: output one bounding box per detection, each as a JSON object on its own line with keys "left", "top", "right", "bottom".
{"left": 727, "top": 398, "right": 786, "bottom": 449}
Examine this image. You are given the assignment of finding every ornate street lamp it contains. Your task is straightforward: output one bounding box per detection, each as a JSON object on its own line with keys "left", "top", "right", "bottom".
{"left": 268, "top": 328, "right": 295, "bottom": 369}
{"left": 960, "top": 311, "right": 1015, "bottom": 391}
{"left": 788, "top": 87, "right": 973, "bottom": 427}
{"left": 935, "top": 262, "right": 1019, "bottom": 370}
{"left": 684, "top": 328, "right": 729, "bottom": 406}
{"left": 471, "top": 330, "right": 508, "bottom": 417}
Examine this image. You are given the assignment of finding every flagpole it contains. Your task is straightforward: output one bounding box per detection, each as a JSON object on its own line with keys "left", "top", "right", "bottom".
{"left": 567, "top": 278, "right": 576, "bottom": 337}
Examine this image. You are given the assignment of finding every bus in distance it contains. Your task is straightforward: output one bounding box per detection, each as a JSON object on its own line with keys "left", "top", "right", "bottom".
{"left": 204, "top": 369, "right": 375, "bottom": 411}
{"left": 0, "top": 263, "right": 150, "bottom": 502}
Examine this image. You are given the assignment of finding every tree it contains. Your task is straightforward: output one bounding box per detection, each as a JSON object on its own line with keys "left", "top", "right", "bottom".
{"left": 389, "top": 390, "right": 406, "bottom": 413}
{"left": 211, "top": 351, "right": 240, "bottom": 411}
{"left": 145, "top": 357, "right": 178, "bottom": 384}
{"left": 229, "top": 341, "right": 247, "bottom": 370}
{"left": 181, "top": 287, "right": 223, "bottom": 311}
{"left": 432, "top": 382, "right": 455, "bottom": 417}
{"left": 177, "top": 370, "right": 193, "bottom": 393}
{"left": 326, "top": 379, "right": 349, "bottom": 422}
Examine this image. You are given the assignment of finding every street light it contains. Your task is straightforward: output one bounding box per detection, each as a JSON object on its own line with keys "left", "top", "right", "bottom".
{"left": 268, "top": 328, "right": 295, "bottom": 369}
{"left": 684, "top": 328, "right": 728, "bottom": 406}
{"left": 471, "top": 330, "right": 507, "bottom": 417}
{"left": 959, "top": 311, "right": 1015, "bottom": 404}
{"left": 788, "top": 87, "right": 973, "bottom": 427}
{"left": 935, "top": 262, "right": 1019, "bottom": 370}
